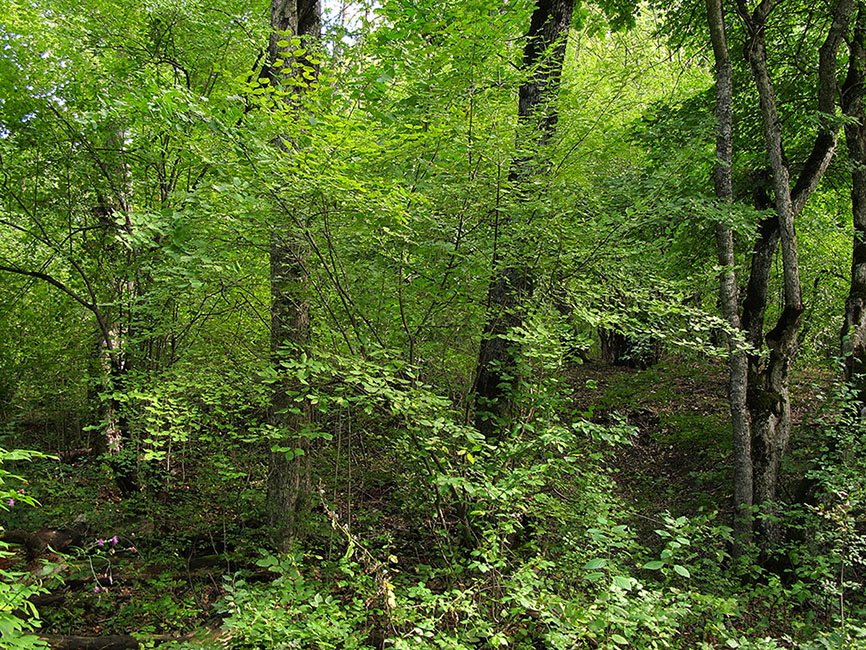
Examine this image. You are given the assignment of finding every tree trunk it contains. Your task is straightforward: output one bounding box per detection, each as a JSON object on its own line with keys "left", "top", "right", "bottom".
{"left": 90, "top": 127, "right": 138, "bottom": 495}
{"left": 739, "top": 0, "right": 852, "bottom": 548}
{"left": 706, "top": 0, "right": 752, "bottom": 540}
{"left": 268, "top": 231, "right": 314, "bottom": 546}
{"left": 842, "top": 5, "right": 866, "bottom": 395}
{"left": 475, "top": 0, "right": 574, "bottom": 440}
{"left": 744, "top": 25, "right": 804, "bottom": 546}
{"left": 741, "top": 213, "right": 779, "bottom": 354}
{"left": 265, "top": 0, "right": 321, "bottom": 549}
{"left": 598, "top": 328, "right": 659, "bottom": 369}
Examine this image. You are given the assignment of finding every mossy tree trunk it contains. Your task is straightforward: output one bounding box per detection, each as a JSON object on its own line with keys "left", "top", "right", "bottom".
{"left": 706, "top": 0, "right": 752, "bottom": 541}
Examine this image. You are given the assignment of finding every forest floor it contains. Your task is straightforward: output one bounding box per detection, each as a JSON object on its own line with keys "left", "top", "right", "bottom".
{"left": 2, "top": 357, "right": 834, "bottom": 648}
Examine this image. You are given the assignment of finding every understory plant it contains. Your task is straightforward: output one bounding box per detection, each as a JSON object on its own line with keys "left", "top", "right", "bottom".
{"left": 0, "top": 447, "right": 49, "bottom": 649}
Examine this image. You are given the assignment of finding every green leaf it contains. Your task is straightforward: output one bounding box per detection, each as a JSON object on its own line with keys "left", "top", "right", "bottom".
{"left": 612, "top": 575, "right": 632, "bottom": 590}
{"left": 584, "top": 558, "right": 607, "bottom": 570}
{"left": 611, "top": 634, "right": 629, "bottom": 646}
{"left": 673, "top": 564, "right": 690, "bottom": 578}
{"left": 643, "top": 560, "right": 664, "bottom": 570}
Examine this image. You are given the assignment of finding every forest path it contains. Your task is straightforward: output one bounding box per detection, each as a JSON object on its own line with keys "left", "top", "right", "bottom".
{"left": 566, "top": 359, "right": 828, "bottom": 538}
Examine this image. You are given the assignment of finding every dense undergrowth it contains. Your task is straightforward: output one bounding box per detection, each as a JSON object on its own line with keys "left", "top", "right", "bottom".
{"left": 2, "top": 358, "right": 864, "bottom": 650}
{"left": 2, "top": 0, "right": 865, "bottom": 647}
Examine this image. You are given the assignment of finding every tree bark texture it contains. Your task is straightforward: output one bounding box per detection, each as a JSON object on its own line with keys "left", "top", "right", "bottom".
{"left": 265, "top": 0, "right": 321, "bottom": 548}
{"left": 737, "top": 0, "right": 852, "bottom": 548}
{"left": 842, "top": 5, "right": 866, "bottom": 391}
{"left": 517, "top": 0, "right": 575, "bottom": 149}
{"left": 598, "top": 328, "right": 660, "bottom": 369}
{"left": 741, "top": 210, "right": 779, "bottom": 354}
{"left": 475, "top": 0, "right": 574, "bottom": 440}
{"left": 706, "top": 0, "right": 753, "bottom": 539}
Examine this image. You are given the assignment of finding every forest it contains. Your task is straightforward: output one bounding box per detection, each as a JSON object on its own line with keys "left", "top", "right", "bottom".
{"left": 1, "top": 0, "right": 865, "bottom": 647}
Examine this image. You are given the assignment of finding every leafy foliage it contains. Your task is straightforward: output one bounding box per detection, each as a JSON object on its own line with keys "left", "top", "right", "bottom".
{"left": 0, "top": 448, "right": 49, "bottom": 649}
{"left": 0, "top": 0, "right": 864, "bottom": 648}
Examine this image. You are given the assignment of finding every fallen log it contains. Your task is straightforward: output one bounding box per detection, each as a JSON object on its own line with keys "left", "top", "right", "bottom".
{"left": 29, "top": 592, "right": 66, "bottom": 607}
{"left": 40, "top": 635, "right": 140, "bottom": 650}
{"left": 58, "top": 448, "right": 92, "bottom": 463}
{"left": 40, "top": 630, "right": 225, "bottom": 650}
{"left": 2, "top": 516, "right": 89, "bottom": 557}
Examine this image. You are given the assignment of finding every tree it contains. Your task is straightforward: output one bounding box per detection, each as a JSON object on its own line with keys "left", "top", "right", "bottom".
{"left": 841, "top": 3, "right": 866, "bottom": 393}
{"left": 654, "top": 0, "right": 854, "bottom": 544}
{"left": 706, "top": 0, "right": 752, "bottom": 541}
{"left": 0, "top": 0, "right": 259, "bottom": 490}
{"left": 682, "top": 0, "right": 858, "bottom": 545}
{"left": 264, "top": 0, "right": 322, "bottom": 547}
{"left": 474, "top": 0, "right": 575, "bottom": 440}
{"left": 737, "top": 0, "right": 852, "bottom": 546}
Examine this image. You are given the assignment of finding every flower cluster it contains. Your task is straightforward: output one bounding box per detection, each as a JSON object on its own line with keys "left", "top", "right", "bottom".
{"left": 91, "top": 535, "right": 121, "bottom": 595}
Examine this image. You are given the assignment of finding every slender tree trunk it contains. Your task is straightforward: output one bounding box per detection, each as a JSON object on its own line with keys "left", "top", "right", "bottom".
{"left": 268, "top": 233, "right": 313, "bottom": 544}
{"left": 265, "top": 0, "right": 321, "bottom": 548}
{"left": 738, "top": 0, "right": 852, "bottom": 548}
{"left": 88, "top": 126, "right": 139, "bottom": 494}
{"left": 706, "top": 0, "right": 752, "bottom": 540}
{"left": 842, "top": 5, "right": 866, "bottom": 395}
{"left": 745, "top": 27, "right": 804, "bottom": 545}
{"left": 475, "top": 0, "right": 574, "bottom": 440}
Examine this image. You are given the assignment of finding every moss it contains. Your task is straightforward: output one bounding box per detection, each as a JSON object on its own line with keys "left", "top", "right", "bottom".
{"left": 748, "top": 388, "right": 782, "bottom": 415}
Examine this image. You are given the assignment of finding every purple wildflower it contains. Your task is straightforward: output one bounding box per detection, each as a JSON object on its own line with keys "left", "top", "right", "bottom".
{"left": 96, "top": 539, "right": 104, "bottom": 546}
{"left": 7, "top": 498, "right": 14, "bottom": 507}
{"left": 111, "top": 536, "right": 118, "bottom": 545}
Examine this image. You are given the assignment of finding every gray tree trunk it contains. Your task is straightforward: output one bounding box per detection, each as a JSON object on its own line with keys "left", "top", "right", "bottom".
{"left": 265, "top": 0, "right": 321, "bottom": 549}
{"left": 738, "top": 0, "right": 852, "bottom": 547}
{"left": 706, "top": 0, "right": 752, "bottom": 541}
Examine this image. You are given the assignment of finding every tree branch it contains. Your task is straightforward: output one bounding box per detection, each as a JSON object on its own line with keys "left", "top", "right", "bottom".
{"left": 791, "top": 0, "right": 855, "bottom": 215}
{"left": 0, "top": 263, "right": 95, "bottom": 313}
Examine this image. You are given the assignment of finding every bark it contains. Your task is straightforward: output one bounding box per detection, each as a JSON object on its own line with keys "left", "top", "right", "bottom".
{"left": 791, "top": 0, "right": 856, "bottom": 214}
{"left": 267, "top": 231, "right": 313, "bottom": 545}
{"left": 706, "top": 0, "right": 752, "bottom": 539}
{"left": 40, "top": 636, "right": 141, "bottom": 650}
{"left": 598, "top": 328, "right": 660, "bottom": 368}
{"left": 90, "top": 127, "right": 137, "bottom": 494}
{"left": 738, "top": 0, "right": 853, "bottom": 548}
{"left": 265, "top": 0, "right": 321, "bottom": 548}
{"left": 741, "top": 211, "right": 779, "bottom": 354}
{"left": 475, "top": 0, "right": 574, "bottom": 440}
{"left": 842, "top": 5, "right": 866, "bottom": 393}
{"left": 517, "top": 0, "right": 575, "bottom": 149}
